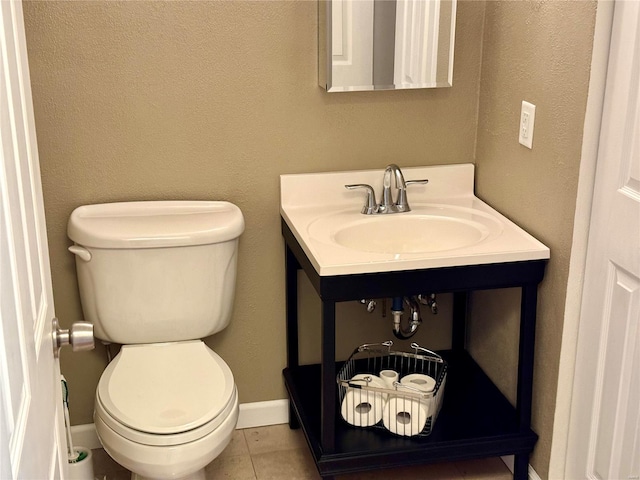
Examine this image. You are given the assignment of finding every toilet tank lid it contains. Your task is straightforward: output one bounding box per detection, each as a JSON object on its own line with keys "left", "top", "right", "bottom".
{"left": 68, "top": 201, "right": 244, "bottom": 249}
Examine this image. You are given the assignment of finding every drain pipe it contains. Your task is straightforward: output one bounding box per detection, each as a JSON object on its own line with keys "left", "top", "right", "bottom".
{"left": 391, "top": 296, "right": 422, "bottom": 339}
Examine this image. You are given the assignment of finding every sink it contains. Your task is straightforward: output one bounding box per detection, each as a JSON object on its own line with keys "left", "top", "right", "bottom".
{"left": 308, "top": 205, "right": 503, "bottom": 255}
{"left": 280, "top": 164, "right": 550, "bottom": 276}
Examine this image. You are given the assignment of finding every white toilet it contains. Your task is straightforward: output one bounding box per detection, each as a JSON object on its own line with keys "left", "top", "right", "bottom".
{"left": 67, "top": 200, "right": 245, "bottom": 480}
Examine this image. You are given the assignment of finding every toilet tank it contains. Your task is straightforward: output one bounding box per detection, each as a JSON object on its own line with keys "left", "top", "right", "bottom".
{"left": 67, "top": 201, "right": 244, "bottom": 344}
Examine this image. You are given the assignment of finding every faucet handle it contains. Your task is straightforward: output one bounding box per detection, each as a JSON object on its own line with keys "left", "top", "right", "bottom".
{"left": 396, "top": 179, "right": 429, "bottom": 212}
{"left": 405, "top": 179, "right": 429, "bottom": 187}
{"left": 345, "top": 184, "right": 378, "bottom": 215}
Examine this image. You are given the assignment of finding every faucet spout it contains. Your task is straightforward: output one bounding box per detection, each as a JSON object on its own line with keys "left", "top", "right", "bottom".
{"left": 384, "top": 164, "right": 406, "bottom": 190}
{"left": 381, "top": 164, "right": 407, "bottom": 213}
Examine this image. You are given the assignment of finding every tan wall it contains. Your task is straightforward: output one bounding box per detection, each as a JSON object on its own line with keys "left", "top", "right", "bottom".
{"left": 24, "top": 2, "right": 598, "bottom": 476}
{"left": 471, "top": 1, "right": 597, "bottom": 478}
{"left": 23, "top": 0, "right": 486, "bottom": 426}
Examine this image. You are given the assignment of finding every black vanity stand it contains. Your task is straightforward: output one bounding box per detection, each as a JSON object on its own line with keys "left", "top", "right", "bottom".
{"left": 281, "top": 219, "right": 546, "bottom": 480}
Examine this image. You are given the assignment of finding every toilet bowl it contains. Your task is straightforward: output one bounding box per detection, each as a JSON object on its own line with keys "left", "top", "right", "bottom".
{"left": 67, "top": 201, "right": 245, "bottom": 479}
{"left": 94, "top": 341, "right": 238, "bottom": 480}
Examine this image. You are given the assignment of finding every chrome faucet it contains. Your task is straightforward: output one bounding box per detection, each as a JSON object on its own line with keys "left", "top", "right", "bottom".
{"left": 345, "top": 164, "right": 428, "bottom": 215}
{"left": 381, "top": 164, "right": 408, "bottom": 213}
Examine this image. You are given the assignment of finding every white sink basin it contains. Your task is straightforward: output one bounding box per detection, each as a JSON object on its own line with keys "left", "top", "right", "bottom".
{"left": 309, "top": 205, "right": 503, "bottom": 255}
{"left": 281, "top": 164, "right": 549, "bottom": 276}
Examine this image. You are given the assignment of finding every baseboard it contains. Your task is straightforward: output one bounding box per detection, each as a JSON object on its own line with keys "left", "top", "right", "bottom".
{"left": 73, "top": 400, "right": 540, "bottom": 480}
{"left": 500, "top": 456, "right": 542, "bottom": 480}
{"left": 236, "top": 399, "right": 289, "bottom": 429}
{"left": 70, "top": 423, "right": 102, "bottom": 450}
{"left": 71, "top": 398, "right": 291, "bottom": 449}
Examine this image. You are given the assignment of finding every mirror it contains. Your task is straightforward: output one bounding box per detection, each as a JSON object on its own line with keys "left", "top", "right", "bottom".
{"left": 319, "top": 0, "right": 456, "bottom": 92}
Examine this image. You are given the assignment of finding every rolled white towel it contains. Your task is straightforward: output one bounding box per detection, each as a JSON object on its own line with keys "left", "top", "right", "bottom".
{"left": 400, "top": 373, "right": 436, "bottom": 393}
{"left": 340, "top": 374, "right": 386, "bottom": 427}
{"left": 382, "top": 395, "right": 429, "bottom": 436}
{"left": 379, "top": 370, "right": 399, "bottom": 389}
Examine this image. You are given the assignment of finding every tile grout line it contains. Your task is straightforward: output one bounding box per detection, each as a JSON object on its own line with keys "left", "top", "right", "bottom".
{"left": 241, "top": 429, "right": 260, "bottom": 480}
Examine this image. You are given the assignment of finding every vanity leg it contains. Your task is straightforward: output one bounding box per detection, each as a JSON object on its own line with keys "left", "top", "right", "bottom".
{"left": 320, "top": 300, "right": 336, "bottom": 453}
{"left": 514, "top": 453, "right": 529, "bottom": 480}
{"left": 285, "top": 246, "right": 300, "bottom": 429}
{"left": 514, "top": 284, "right": 537, "bottom": 480}
{"left": 517, "top": 284, "right": 538, "bottom": 430}
{"left": 452, "top": 291, "right": 468, "bottom": 352}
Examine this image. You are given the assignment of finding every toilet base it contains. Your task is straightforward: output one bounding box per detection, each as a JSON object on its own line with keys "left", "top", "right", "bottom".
{"left": 95, "top": 388, "right": 238, "bottom": 480}
{"left": 131, "top": 469, "right": 205, "bottom": 480}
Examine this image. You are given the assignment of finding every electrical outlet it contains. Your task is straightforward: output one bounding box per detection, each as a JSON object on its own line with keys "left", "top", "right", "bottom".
{"left": 519, "top": 101, "right": 536, "bottom": 149}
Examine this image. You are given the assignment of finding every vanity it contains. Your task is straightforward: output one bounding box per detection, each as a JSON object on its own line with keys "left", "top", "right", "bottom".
{"left": 280, "top": 164, "right": 549, "bottom": 480}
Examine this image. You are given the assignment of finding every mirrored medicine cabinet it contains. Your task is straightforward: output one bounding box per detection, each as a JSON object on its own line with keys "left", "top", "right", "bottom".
{"left": 319, "top": 0, "right": 457, "bottom": 92}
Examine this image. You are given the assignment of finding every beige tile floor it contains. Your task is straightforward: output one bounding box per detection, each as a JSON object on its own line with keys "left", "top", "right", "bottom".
{"left": 93, "top": 424, "right": 513, "bottom": 480}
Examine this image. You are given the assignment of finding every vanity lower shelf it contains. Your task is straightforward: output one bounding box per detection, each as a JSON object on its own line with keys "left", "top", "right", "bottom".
{"left": 283, "top": 349, "right": 537, "bottom": 477}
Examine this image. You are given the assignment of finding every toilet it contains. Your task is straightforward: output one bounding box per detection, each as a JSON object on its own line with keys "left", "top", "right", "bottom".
{"left": 67, "top": 200, "right": 245, "bottom": 480}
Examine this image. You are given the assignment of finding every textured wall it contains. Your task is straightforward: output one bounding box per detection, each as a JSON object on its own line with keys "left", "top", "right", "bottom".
{"left": 470, "top": 1, "right": 597, "bottom": 478}
{"left": 23, "top": 0, "right": 485, "bottom": 425}
{"left": 23, "top": 2, "right": 598, "bottom": 476}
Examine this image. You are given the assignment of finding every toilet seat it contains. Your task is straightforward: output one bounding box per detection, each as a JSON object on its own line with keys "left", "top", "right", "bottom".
{"left": 95, "top": 384, "right": 237, "bottom": 446}
{"left": 96, "top": 340, "right": 235, "bottom": 446}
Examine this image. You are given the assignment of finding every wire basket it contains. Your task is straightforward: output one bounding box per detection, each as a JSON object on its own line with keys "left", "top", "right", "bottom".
{"left": 337, "top": 341, "right": 447, "bottom": 437}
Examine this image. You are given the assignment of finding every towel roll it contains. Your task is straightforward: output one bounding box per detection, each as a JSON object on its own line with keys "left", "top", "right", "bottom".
{"left": 340, "top": 374, "right": 386, "bottom": 427}
{"left": 400, "top": 373, "right": 436, "bottom": 393}
{"left": 379, "top": 370, "right": 399, "bottom": 389}
{"left": 382, "top": 395, "right": 429, "bottom": 436}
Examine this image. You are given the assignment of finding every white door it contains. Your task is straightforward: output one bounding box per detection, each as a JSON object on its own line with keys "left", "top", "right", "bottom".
{"left": 565, "top": 1, "right": 640, "bottom": 478}
{"left": 0, "top": 0, "right": 68, "bottom": 478}
{"left": 331, "top": 0, "right": 374, "bottom": 88}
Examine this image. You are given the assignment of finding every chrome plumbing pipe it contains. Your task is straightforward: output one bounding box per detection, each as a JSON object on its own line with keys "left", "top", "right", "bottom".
{"left": 391, "top": 296, "right": 422, "bottom": 339}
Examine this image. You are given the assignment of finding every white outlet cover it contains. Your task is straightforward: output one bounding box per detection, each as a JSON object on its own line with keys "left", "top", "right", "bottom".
{"left": 519, "top": 101, "right": 536, "bottom": 149}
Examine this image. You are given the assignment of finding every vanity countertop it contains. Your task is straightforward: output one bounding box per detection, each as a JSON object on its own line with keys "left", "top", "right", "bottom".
{"left": 280, "top": 164, "right": 549, "bottom": 276}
